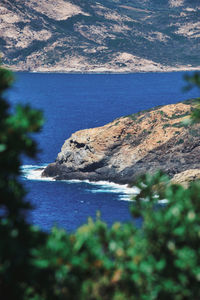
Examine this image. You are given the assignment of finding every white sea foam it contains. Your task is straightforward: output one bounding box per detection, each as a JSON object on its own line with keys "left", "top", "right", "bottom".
{"left": 59, "top": 178, "right": 137, "bottom": 200}
{"left": 21, "top": 164, "right": 55, "bottom": 181}
{"left": 20, "top": 165, "right": 137, "bottom": 201}
{"left": 20, "top": 165, "right": 168, "bottom": 203}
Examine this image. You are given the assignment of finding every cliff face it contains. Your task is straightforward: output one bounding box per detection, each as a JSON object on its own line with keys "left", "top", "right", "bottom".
{"left": 42, "top": 101, "right": 200, "bottom": 184}
{"left": 1, "top": 0, "right": 200, "bottom": 72}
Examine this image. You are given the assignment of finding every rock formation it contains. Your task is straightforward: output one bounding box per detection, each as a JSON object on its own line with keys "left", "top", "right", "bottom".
{"left": 42, "top": 100, "right": 200, "bottom": 184}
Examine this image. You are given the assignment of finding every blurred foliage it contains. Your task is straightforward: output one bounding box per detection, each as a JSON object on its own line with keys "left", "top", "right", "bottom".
{"left": 184, "top": 72, "right": 200, "bottom": 123}
{"left": 184, "top": 72, "right": 200, "bottom": 90}
{"left": 1, "top": 67, "right": 200, "bottom": 299}
{"left": 25, "top": 173, "right": 200, "bottom": 300}
{"left": 0, "top": 66, "right": 46, "bottom": 299}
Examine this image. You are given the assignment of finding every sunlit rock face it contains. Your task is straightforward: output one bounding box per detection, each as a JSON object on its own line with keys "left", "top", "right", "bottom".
{"left": 43, "top": 101, "right": 200, "bottom": 184}
{"left": 1, "top": 0, "right": 200, "bottom": 72}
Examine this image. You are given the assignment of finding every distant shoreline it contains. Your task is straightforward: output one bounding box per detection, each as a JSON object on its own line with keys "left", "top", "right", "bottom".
{"left": 3, "top": 63, "right": 200, "bottom": 75}
{"left": 9, "top": 68, "right": 200, "bottom": 75}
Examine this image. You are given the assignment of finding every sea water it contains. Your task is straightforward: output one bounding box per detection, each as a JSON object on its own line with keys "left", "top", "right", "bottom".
{"left": 8, "top": 72, "right": 199, "bottom": 231}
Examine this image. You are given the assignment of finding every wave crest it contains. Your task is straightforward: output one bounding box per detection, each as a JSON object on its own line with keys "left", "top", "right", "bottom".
{"left": 20, "top": 164, "right": 136, "bottom": 201}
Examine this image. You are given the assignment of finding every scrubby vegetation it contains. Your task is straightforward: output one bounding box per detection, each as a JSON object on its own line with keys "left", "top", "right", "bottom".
{"left": 1, "top": 67, "right": 200, "bottom": 300}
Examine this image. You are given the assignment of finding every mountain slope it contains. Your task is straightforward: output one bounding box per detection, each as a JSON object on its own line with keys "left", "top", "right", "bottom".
{"left": 1, "top": 0, "right": 200, "bottom": 72}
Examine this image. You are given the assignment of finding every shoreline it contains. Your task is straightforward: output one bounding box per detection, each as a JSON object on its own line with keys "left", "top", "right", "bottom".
{"left": 21, "top": 165, "right": 136, "bottom": 200}
{"left": 21, "top": 164, "right": 133, "bottom": 187}
{"left": 5, "top": 66, "right": 200, "bottom": 75}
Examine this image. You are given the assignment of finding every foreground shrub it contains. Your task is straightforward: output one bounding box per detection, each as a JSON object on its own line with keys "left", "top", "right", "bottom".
{"left": 0, "top": 66, "right": 47, "bottom": 299}
{"left": 29, "top": 172, "right": 200, "bottom": 300}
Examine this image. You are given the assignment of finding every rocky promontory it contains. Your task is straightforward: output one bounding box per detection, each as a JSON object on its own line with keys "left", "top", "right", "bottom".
{"left": 42, "top": 101, "right": 200, "bottom": 184}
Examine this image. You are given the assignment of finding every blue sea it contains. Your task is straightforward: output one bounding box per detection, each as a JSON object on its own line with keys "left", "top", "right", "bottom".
{"left": 8, "top": 72, "right": 199, "bottom": 232}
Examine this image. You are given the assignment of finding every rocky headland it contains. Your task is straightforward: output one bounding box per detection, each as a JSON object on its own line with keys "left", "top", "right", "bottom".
{"left": 42, "top": 100, "right": 200, "bottom": 185}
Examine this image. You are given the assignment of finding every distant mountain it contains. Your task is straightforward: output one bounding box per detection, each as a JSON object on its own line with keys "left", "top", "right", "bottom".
{"left": 1, "top": 0, "right": 200, "bottom": 72}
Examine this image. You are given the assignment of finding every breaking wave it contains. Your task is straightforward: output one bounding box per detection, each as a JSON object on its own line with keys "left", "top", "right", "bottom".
{"left": 20, "top": 165, "right": 137, "bottom": 201}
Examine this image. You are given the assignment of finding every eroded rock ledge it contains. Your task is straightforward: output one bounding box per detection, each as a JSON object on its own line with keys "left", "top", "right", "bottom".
{"left": 42, "top": 101, "right": 200, "bottom": 184}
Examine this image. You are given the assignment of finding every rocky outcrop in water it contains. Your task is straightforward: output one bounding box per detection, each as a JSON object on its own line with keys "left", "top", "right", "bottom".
{"left": 42, "top": 101, "right": 200, "bottom": 184}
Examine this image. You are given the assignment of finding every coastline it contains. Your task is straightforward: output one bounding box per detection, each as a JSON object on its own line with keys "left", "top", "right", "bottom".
{"left": 21, "top": 165, "right": 136, "bottom": 201}
{"left": 5, "top": 66, "right": 200, "bottom": 74}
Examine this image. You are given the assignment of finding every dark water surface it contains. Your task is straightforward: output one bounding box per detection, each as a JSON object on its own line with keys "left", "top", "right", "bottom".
{"left": 8, "top": 72, "right": 199, "bottom": 231}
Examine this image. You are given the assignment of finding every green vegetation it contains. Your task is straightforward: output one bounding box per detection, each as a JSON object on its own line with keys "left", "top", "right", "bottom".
{"left": 1, "top": 68, "right": 200, "bottom": 299}
{"left": 142, "top": 129, "right": 147, "bottom": 134}
{"left": 171, "top": 122, "right": 185, "bottom": 128}
{"left": 175, "top": 131, "right": 180, "bottom": 135}
{"left": 0, "top": 66, "right": 45, "bottom": 299}
{"left": 158, "top": 110, "right": 168, "bottom": 118}
{"left": 169, "top": 112, "right": 190, "bottom": 120}
{"left": 162, "top": 123, "right": 170, "bottom": 129}
{"left": 184, "top": 73, "right": 200, "bottom": 123}
{"left": 114, "top": 121, "right": 120, "bottom": 126}
{"left": 176, "top": 138, "right": 184, "bottom": 145}
{"left": 125, "top": 133, "right": 132, "bottom": 140}
{"left": 189, "top": 128, "right": 199, "bottom": 137}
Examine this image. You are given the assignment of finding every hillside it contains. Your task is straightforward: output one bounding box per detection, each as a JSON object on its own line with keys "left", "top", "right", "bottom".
{"left": 42, "top": 101, "right": 200, "bottom": 184}
{"left": 1, "top": 0, "right": 200, "bottom": 72}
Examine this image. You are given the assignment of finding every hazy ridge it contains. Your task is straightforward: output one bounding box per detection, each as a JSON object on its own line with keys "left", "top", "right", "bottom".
{"left": 1, "top": 0, "right": 200, "bottom": 72}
